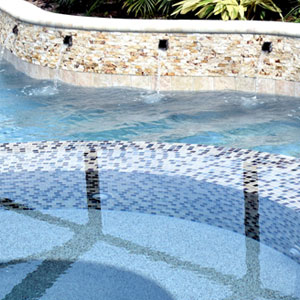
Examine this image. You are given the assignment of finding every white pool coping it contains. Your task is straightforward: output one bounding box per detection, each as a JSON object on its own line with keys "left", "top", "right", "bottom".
{"left": 0, "top": 0, "right": 300, "bottom": 36}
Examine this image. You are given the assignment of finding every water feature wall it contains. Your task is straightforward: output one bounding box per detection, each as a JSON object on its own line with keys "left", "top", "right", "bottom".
{"left": 1, "top": 0, "right": 300, "bottom": 95}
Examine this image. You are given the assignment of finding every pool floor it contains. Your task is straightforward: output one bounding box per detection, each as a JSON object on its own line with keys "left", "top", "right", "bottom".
{"left": 1, "top": 209, "right": 299, "bottom": 300}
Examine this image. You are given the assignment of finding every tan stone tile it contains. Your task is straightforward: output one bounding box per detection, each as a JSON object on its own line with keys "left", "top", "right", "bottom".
{"left": 294, "top": 82, "right": 300, "bottom": 97}
{"left": 111, "top": 74, "right": 132, "bottom": 88}
{"left": 74, "top": 72, "right": 95, "bottom": 87}
{"left": 59, "top": 69, "right": 77, "bottom": 86}
{"left": 131, "top": 75, "right": 152, "bottom": 90}
{"left": 275, "top": 80, "right": 295, "bottom": 97}
{"left": 93, "top": 73, "right": 112, "bottom": 87}
{"left": 157, "top": 76, "right": 172, "bottom": 91}
{"left": 47, "top": 67, "right": 57, "bottom": 80}
{"left": 235, "top": 77, "right": 255, "bottom": 93}
{"left": 213, "top": 77, "right": 236, "bottom": 91}
{"left": 193, "top": 77, "right": 214, "bottom": 91}
{"left": 256, "top": 78, "right": 275, "bottom": 95}
{"left": 149, "top": 76, "right": 156, "bottom": 91}
{"left": 26, "top": 63, "right": 42, "bottom": 80}
{"left": 170, "top": 76, "right": 195, "bottom": 91}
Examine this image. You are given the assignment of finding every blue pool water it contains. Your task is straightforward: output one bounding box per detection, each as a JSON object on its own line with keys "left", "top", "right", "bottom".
{"left": 1, "top": 61, "right": 300, "bottom": 156}
{"left": 0, "top": 143, "right": 300, "bottom": 300}
{"left": 0, "top": 57, "right": 299, "bottom": 299}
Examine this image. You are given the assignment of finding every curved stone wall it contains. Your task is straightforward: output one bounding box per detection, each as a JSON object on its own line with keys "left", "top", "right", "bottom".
{"left": 1, "top": 0, "right": 300, "bottom": 95}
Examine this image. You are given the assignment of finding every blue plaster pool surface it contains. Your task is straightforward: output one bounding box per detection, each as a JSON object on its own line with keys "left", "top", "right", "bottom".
{"left": 0, "top": 141, "right": 299, "bottom": 300}
{"left": 1, "top": 60, "right": 300, "bottom": 157}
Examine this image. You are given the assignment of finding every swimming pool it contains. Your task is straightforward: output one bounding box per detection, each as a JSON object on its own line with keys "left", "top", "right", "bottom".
{"left": 0, "top": 141, "right": 300, "bottom": 300}
{"left": 1, "top": 61, "right": 300, "bottom": 157}
{"left": 0, "top": 59, "right": 300, "bottom": 299}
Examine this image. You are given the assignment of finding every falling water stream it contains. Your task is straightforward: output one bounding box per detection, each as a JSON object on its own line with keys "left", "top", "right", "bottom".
{"left": 0, "top": 32, "right": 16, "bottom": 61}
{"left": 255, "top": 49, "right": 269, "bottom": 97}
{"left": 156, "top": 49, "right": 164, "bottom": 94}
{"left": 54, "top": 43, "right": 68, "bottom": 89}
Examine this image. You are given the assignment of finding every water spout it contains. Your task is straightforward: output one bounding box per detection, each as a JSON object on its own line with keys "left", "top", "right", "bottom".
{"left": 262, "top": 42, "right": 272, "bottom": 53}
{"left": 63, "top": 35, "right": 73, "bottom": 47}
{"left": 158, "top": 39, "right": 169, "bottom": 51}
{"left": 12, "top": 25, "right": 18, "bottom": 36}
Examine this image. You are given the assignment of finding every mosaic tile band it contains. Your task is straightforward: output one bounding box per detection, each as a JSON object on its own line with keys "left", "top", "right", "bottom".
{"left": 0, "top": 141, "right": 299, "bottom": 266}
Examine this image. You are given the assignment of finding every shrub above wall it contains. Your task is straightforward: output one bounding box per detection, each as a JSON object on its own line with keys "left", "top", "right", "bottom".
{"left": 30, "top": 0, "right": 300, "bottom": 20}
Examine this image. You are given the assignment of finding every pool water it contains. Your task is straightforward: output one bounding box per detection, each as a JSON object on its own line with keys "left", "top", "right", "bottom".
{"left": 0, "top": 57, "right": 299, "bottom": 299}
{"left": 1, "top": 61, "right": 300, "bottom": 156}
{"left": 0, "top": 142, "right": 299, "bottom": 300}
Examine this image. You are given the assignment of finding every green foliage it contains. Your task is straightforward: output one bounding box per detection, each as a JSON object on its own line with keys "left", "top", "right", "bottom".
{"left": 123, "top": 0, "right": 173, "bottom": 17}
{"left": 284, "top": 0, "right": 300, "bottom": 22}
{"left": 54, "top": 0, "right": 104, "bottom": 15}
{"left": 51, "top": 0, "right": 300, "bottom": 21}
{"left": 172, "top": 0, "right": 283, "bottom": 20}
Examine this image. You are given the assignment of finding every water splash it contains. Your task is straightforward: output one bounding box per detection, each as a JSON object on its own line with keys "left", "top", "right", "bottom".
{"left": 240, "top": 95, "right": 262, "bottom": 107}
{"left": 22, "top": 85, "right": 59, "bottom": 96}
{"left": 142, "top": 91, "right": 164, "bottom": 104}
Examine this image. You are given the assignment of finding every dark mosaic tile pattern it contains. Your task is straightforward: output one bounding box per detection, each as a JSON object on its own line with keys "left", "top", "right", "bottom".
{"left": 0, "top": 141, "right": 299, "bottom": 263}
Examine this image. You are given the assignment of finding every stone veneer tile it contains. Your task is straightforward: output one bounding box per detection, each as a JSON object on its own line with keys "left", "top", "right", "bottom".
{"left": 235, "top": 77, "right": 256, "bottom": 93}
{"left": 213, "top": 77, "right": 236, "bottom": 90}
{"left": 275, "top": 80, "right": 295, "bottom": 97}
{"left": 256, "top": 78, "right": 275, "bottom": 95}
{"left": 193, "top": 77, "right": 214, "bottom": 91}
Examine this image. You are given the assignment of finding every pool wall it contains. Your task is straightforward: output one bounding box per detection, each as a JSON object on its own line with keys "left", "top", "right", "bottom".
{"left": 1, "top": 0, "right": 300, "bottom": 95}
